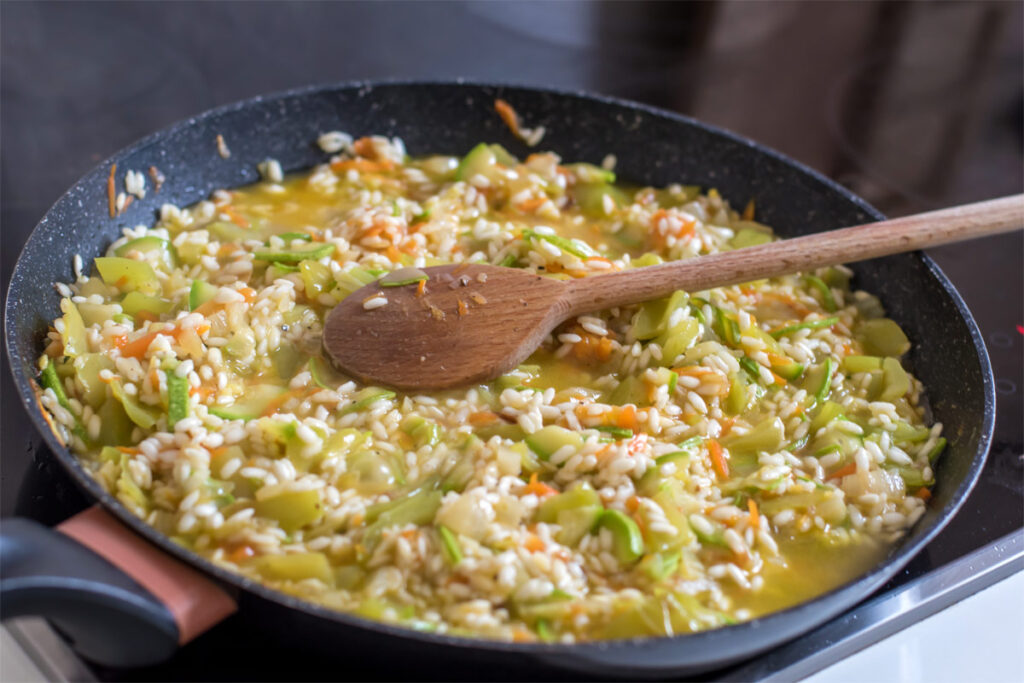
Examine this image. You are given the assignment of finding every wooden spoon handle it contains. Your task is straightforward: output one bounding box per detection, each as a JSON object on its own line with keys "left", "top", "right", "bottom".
{"left": 566, "top": 194, "right": 1023, "bottom": 315}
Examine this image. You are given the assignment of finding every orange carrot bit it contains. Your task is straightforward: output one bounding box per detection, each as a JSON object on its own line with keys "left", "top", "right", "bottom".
{"left": 494, "top": 98, "right": 521, "bottom": 137}
{"left": 616, "top": 404, "right": 638, "bottom": 431}
{"left": 220, "top": 205, "right": 249, "bottom": 228}
{"left": 107, "top": 163, "right": 117, "bottom": 217}
{"left": 769, "top": 370, "right": 788, "bottom": 386}
{"left": 386, "top": 244, "right": 402, "bottom": 262}
{"left": 916, "top": 488, "right": 932, "bottom": 501}
{"left": 457, "top": 299, "right": 469, "bottom": 316}
{"left": 626, "top": 496, "right": 641, "bottom": 513}
{"left": 227, "top": 545, "right": 255, "bottom": 564}
{"left": 524, "top": 534, "right": 546, "bottom": 553}
{"left": 512, "top": 629, "right": 535, "bottom": 643}
{"left": 468, "top": 411, "right": 500, "bottom": 426}
{"left": 719, "top": 417, "right": 736, "bottom": 437}
{"left": 517, "top": 196, "right": 547, "bottom": 213}
{"left": 742, "top": 198, "right": 756, "bottom": 221}
{"left": 239, "top": 287, "right": 256, "bottom": 303}
{"left": 747, "top": 498, "right": 760, "bottom": 529}
{"left": 830, "top": 462, "right": 858, "bottom": 479}
{"left": 708, "top": 439, "right": 729, "bottom": 479}
{"left": 627, "top": 433, "right": 648, "bottom": 456}
{"left": 117, "top": 330, "right": 162, "bottom": 359}
{"left": 524, "top": 472, "right": 558, "bottom": 499}
{"left": 416, "top": 279, "right": 427, "bottom": 297}
{"left": 352, "top": 137, "right": 377, "bottom": 158}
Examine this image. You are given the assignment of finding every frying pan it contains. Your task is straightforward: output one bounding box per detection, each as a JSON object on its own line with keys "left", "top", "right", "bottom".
{"left": 1, "top": 82, "right": 995, "bottom": 678}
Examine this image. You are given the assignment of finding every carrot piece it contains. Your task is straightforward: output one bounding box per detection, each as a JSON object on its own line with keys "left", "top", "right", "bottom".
{"left": 708, "top": 439, "right": 729, "bottom": 479}
{"left": 517, "top": 196, "right": 546, "bottom": 212}
{"left": 831, "top": 462, "right": 858, "bottom": 479}
{"left": 468, "top": 411, "right": 500, "bottom": 426}
{"left": 524, "top": 472, "right": 557, "bottom": 499}
{"left": 742, "top": 198, "right": 756, "bottom": 221}
{"left": 916, "top": 488, "right": 932, "bottom": 501}
{"left": 616, "top": 405, "right": 637, "bottom": 431}
{"left": 494, "top": 98, "right": 521, "bottom": 137}
{"left": 228, "top": 545, "right": 255, "bottom": 563}
{"left": 626, "top": 496, "right": 640, "bottom": 513}
{"left": 747, "top": 498, "right": 760, "bottom": 528}
{"left": 107, "top": 164, "right": 117, "bottom": 217}
{"left": 524, "top": 534, "right": 545, "bottom": 553}
{"left": 220, "top": 205, "right": 249, "bottom": 228}
{"left": 117, "top": 330, "right": 161, "bottom": 359}
{"left": 416, "top": 279, "right": 427, "bottom": 297}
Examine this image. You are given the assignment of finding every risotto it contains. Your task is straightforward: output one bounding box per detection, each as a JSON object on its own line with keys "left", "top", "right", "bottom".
{"left": 36, "top": 133, "right": 945, "bottom": 642}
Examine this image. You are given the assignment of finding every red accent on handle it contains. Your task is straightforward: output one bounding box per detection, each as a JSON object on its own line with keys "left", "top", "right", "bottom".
{"left": 58, "top": 505, "right": 237, "bottom": 644}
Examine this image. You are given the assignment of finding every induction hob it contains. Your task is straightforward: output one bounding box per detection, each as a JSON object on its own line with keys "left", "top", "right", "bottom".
{"left": 2, "top": 2, "right": 1022, "bottom": 680}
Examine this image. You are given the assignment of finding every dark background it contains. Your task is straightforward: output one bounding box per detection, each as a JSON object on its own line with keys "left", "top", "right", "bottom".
{"left": 0, "top": 2, "right": 1022, "bottom": 678}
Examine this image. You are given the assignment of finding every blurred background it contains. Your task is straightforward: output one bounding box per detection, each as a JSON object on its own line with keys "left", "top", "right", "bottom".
{"left": 1, "top": 2, "right": 1022, "bottom": 679}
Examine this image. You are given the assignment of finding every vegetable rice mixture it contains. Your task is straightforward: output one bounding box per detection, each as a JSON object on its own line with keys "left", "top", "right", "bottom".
{"left": 38, "top": 134, "right": 946, "bottom": 642}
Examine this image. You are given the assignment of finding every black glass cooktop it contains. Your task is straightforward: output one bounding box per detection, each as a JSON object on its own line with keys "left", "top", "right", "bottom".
{"left": 2, "top": 2, "right": 1021, "bottom": 680}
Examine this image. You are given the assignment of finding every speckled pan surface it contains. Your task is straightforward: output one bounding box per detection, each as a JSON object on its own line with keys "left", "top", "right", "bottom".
{"left": 3, "top": 82, "right": 994, "bottom": 677}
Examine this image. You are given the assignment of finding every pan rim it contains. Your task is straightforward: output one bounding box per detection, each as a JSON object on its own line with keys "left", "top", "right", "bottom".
{"left": 3, "top": 79, "right": 996, "bottom": 668}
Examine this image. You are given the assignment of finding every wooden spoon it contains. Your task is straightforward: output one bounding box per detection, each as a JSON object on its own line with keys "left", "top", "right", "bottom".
{"left": 323, "top": 194, "right": 1023, "bottom": 390}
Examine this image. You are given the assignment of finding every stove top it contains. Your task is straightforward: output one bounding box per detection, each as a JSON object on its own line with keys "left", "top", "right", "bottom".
{"left": 2, "top": 2, "right": 1021, "bottom": 680}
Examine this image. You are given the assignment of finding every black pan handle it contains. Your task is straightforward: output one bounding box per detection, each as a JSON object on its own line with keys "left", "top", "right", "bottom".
{"left": 0, "top": 516, "right": 179, "bottom": 667}
{"left": 1, "top": 507, "right": 237, "bottom": 668}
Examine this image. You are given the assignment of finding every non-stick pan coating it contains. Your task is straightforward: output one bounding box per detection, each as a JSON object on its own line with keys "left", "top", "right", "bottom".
{"left": 4, "top": 82, "right": 994, "bottom": 677}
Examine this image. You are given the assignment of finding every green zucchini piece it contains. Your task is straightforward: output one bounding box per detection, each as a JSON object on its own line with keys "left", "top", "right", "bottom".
{"left": 572, "top": 182, "right": 632, "bottom": 217}
{"left": 340, "top": 387, "right": 396, "bottom": 415}
{"left": 253, "top": 243, "right": 335, "bottom": 263}
{"left": 842, "top": 355, "right": 883, "bottom": 374}
{"left": 594, "top": 425, "right": 633, "bottom": 439}
{"left": 879, "top": 357, "right": 910, "bottom": 401}
{"left": 209, "top": 384, "right": 288, "bottom": 421}
{"left": 722, "top": 417, "right": 785, "bottom": 456}
{"left": 110, "top": 380, "right": 158, "bottom": 429}
{"left": 631, "top": 291, "right": 688, "bottom": 341}
{"left": 255, "top": 489, "right": 322, "bottom": 532}
{"left": 115, "top": 236, "right": 178, "bottom": 271}
{"left": 401, "top": 415, "right": 442, "bottom": 447}
{"left": 927, "top": 437, "right": 946, "bottom": 462}
{"left": 253, "top": 552, "right": 333, "bottom": 585}
{"left": 524, "top": 425, "right": 584, "bottom": 460}
{"left": 188, "top": 280, "right": 218, "bottom": 311}
{"left": 522, "top": 230, "right": 598, "bottom": 260}
{"left": 59, "top": 299, "right": 89, "bottom": 358}
{"left": 95, "top": 257, "right": 160, "bottom": 295}
{"left": 809, "top": 400, "right": 845, "bottom": 434}
{"left": 595, "top": 509, "right": 644, "bottom": 564}
{"left": 536, "top": 485, "right": 601, "bottom": 523}
{"left": 730, "top": 228, "right": 773, "bottom": 249}
{"left": 815, "top": 358, "right": 835, "bottom": 402}
{"left": 438, "top": 525, "right": 463, "bottom": 565}
{"left": 857, "top": 318, "right": 910, "bottom": 357}
{"left": 299, "top": 260, "right": 333, "bottom": 297}
{"left": 770, "top": 316, "right": 839, "bottom": 340}
{"left": 165, "top": 371, "right": 190, "bottom": 427}
{"left": 804, "top": 275, "right": 837, "bottom": 312}
{"left": 274, "top": 232, "right": 313, "bottom": 243}
{"left": 40, "top": 361, "right": 71, "bottom": 410}
{"left": 121, "top": 291, "right": 173, "bottom": 317}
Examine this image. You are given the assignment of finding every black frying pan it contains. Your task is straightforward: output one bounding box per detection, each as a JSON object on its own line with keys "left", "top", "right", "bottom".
{"left": 1, "top": 82, "right": 995, "bottom": 679}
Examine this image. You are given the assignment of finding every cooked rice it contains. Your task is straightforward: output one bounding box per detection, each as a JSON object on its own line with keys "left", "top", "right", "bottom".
{"left": 36, "top": 135, "right": 943, "bottom": 643}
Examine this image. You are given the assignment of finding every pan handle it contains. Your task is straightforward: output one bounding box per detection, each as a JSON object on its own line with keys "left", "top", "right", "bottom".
{"left": 0, "top": 506, "right": 237, "bottom": 668}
